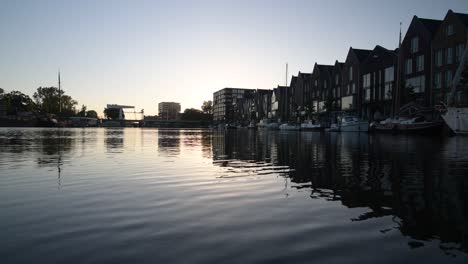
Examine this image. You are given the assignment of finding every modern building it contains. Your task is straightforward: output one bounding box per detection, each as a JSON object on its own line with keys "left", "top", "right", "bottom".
{"left": 361, "top": 45, "right": 398, "bottom": 120}
{"left": 432, "top": 10, "right": 468, "bottom": 106}
{"left": 213, "top": 88, "right": 256, "bottom": 123}
{"left": 158, "top": 102, "right": 181, "bottom": 120}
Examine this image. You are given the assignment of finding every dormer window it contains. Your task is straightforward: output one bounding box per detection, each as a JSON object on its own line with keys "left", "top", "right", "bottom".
{"left": 411, "top": 37, "right": 419, "bottom": 53}
{"left": 447, "top": 24, "right": 454, "bottom": 36}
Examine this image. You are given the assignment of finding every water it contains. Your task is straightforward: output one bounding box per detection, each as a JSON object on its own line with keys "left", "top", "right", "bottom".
{"left": 0, "top": 128, "right": 467, "bottom": 263}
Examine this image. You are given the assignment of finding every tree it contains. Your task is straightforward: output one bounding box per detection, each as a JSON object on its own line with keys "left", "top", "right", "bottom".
{"left": 201, "top": 100, "right": 213, "bottom": 114}
{"left": 181, "top": 108, "right": 212, "bottom": 121}
{"left": 0, "top": 88, "right": 4, "bottom": 94}
{"left": 78, "top": 105, "right": 87, "bottom": 117}
{"left": 86, "top": 110, "right": 98, "bottom": 118}
{"left": 33, "top": 86, "right": 78, "bottom": 116}
{"left": 323, "top": 96, "right": 336, "bottom": 113}
{"left": 1, "top": 91, "right": 35, "bottom": 115}
{"left": 104, "top": 108, "right": 121, "bottom": 120}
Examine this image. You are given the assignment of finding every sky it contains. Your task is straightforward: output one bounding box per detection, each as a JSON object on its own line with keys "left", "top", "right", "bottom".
{"left": 1, "top": 0, "right": 468, "bottom": 116}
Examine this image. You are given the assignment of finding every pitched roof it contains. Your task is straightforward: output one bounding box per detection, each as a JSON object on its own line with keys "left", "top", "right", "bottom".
{"left": 317, "top": 64, "right": 334, "bottom": 75}
{"left": 352, "top": 48, "right": 372, "bottom": 62}
{"left": 418, "top": 17, "right": 442, "bottom": 34}
{"left": 454, "top": 12, "right": 468, "bottom": 27}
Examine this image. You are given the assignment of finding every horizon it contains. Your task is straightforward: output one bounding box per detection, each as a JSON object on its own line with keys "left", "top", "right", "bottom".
{"left": 1, "top": 0, "right": 468, "bottom": 116}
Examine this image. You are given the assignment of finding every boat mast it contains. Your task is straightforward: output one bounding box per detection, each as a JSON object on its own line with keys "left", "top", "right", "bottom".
{"left": 58, "top": 70, "right": 62, "bottom": 113}
{"left": 447, "top": 33, "right": 468, "bottom": 106}
{"left": 394, "top": 22, "right": 402, "bottom": 117}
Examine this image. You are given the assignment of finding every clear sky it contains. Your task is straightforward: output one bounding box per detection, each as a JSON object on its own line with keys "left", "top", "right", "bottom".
{"left": 1, "top": 0, "right": 467, "bottom": 116}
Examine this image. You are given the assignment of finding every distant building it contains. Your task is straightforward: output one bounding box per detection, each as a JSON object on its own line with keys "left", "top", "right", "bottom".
{"left": 213, "top": 88, "right": 256, "bottom": 123}
{"left": 158, "top": 102, "right": 181, "bottom": 120}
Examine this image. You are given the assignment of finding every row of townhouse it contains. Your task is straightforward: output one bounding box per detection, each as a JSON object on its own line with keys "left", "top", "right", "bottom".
{"left": 213, "top": 10, "right": 468, "bottom": 124}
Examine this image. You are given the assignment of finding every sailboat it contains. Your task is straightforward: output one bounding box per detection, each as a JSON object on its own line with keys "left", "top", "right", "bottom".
{"left": 441, "top": 38, "right": 468, "bottom": 134}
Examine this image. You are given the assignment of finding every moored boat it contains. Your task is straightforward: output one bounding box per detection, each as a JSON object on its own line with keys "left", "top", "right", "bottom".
{"left": 300, "top": 120, "right": 322, "bottom": 131}
{"left": 338, "top": 116, "right": 368, "bottom": 132}
{"left": 372, "top": 103, "right": 443, "bottom": 134}
{"left": 279, "top": 123, "right": 300, "bottom": 131}
{"left": 442, "top": 107, "right": 468, "bottom": 134}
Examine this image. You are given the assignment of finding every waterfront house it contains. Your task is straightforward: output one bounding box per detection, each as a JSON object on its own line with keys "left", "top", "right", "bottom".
{"left": 361, "top": 45, "right": 398, "bottom": 120}
{"left": 294, "top": 72, "right": 312, "bottom": 120}
{"left": 398, "top": 15, "right": 442, "bottom": 109}
{"left": 432, "top": 10, "right": 468, "bottom": 106}
{"left": 331, "top": 60, "right": 345, "bottom": 111}
{"left": 288, "top": 76, "right": 298, "bottom": 121}
{"left": 277, "top": 85, "right": 291, "bottom": 122}
{"left": 254, "top": 89, "right": 272, "bottom": 121}
{"left": 313, "top": 63, "right": 334, "bottom": 114}
{"left": 341, "top": 47, "right": 372, "bottom": 117}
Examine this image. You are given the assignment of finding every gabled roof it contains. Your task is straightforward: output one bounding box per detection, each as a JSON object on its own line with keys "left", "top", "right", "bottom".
{"left": 418, "top": 17, "right": 442, "bottom": 34}
{"left": 317, "top": 64, "right": 334, "bottom": 73}
{"left": 454, "top": 11, "right": 468, "bottom": 27}
{"left": 352, "top": 48, "right": 372, "bottom": 62}
{"left": 362, "top": 45, "right": 398, "bottom": 65}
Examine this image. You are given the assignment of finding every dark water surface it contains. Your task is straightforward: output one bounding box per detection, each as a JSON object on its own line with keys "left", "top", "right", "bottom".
{"left": 0, "top": 128, "right": 467, "bottom": 263}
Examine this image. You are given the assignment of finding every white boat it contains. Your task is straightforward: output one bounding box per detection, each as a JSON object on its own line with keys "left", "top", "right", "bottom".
{"left": 258, "top": 119, "right": 268, "bottom": 128}
{"left": 267, "top": 122, "right": 280, "bottom": 130}
{"left": 326, "top": 123, "right": 340, "bottom": 132}
{"left": 279, "top": 123, "right": 300, "bottom": 131}
{"left": 300, "top": 120, "right": 322, "bottom": 131}
{"left": 442, "top": 38, "right": 468, "bottom": 134}
{"left": 442, "top": 107, "right": 468, "bottom": 134}
{"left": 337, "top": 116, "right": 368, "bottom": 132}
{"left": 247, "top": 122, "right": 257, "bottom": 129}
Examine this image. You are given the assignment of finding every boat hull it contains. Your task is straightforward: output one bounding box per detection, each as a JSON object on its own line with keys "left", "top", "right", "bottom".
{"left": 442, "top": 107, "right": 468, "bottom": 134}
{"left": 340, "top": 122, "right": 368, "bottom": 132}
{"left": 373, "top": 121, "right": 444, "bottom": 134}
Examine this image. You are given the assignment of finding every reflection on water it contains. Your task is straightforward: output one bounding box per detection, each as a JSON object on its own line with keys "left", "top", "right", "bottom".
{"left": 213, "top": 130, "right": 468, "bottom": 255}
{"left": 0, "top": 128, "right": 467, "bottom": 263}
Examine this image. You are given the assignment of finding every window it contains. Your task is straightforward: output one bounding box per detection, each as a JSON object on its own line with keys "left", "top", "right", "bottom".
{"left": 384, "top": 67, "right": 394, "bottom": 100}
{"left": 349, "top": 66, "right": 353, "bottom": 81}
{"left": 456, "top": 44, "right": 465, "bottom": 63}
{"left": 324, "top": 81, "right": 327, "bottom": 89}
{"left": 446, "top": 47, "right": 453, "bottom": 64}
{"left": 335, "top": 74, "right": 339, "bottom": 85}
{"left": 385, "top": 66, "right": 394, "bottom": 82}
{"left": 416, "top": 55, "right": 424, "bottom": 72}
{"left": 314, "top": 80, "right": 318, "bottom": 87}
{"left": 351, "top": 83, "right": 356, "bottom": 94}
{"left": 435, "top": 50, "right": 443, "bottom": 67}
{"left": 406, "top": 76, "right": 425, "bottom": 93}
{"left": 411, "top": 37, "right": 419, "bottom": 53}
{"left": 447, "top": 24, "right": 454, "bottom": 36}
{"left": 363, "top": 73, "right": 371, "bottom": 101}
{"left": 405, "top": 59, "right": 413, "bottom": 74}
{"left": 445, "top": 71, "right": 453, "bottom": 88}
{"left": 384, "top": 83, "right": 393, "bottom": 100}
{"left": 434, "top": 72, "right": 442, "bottom": 89}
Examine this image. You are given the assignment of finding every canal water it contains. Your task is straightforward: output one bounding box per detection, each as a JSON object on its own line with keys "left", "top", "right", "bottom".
{"left": 0, "top": 128, "right": 467, "bottom": 263}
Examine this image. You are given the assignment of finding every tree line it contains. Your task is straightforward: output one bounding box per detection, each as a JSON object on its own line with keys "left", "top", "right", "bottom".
{"left": 0, "top": 87, "right": 97, "bottom": 118}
